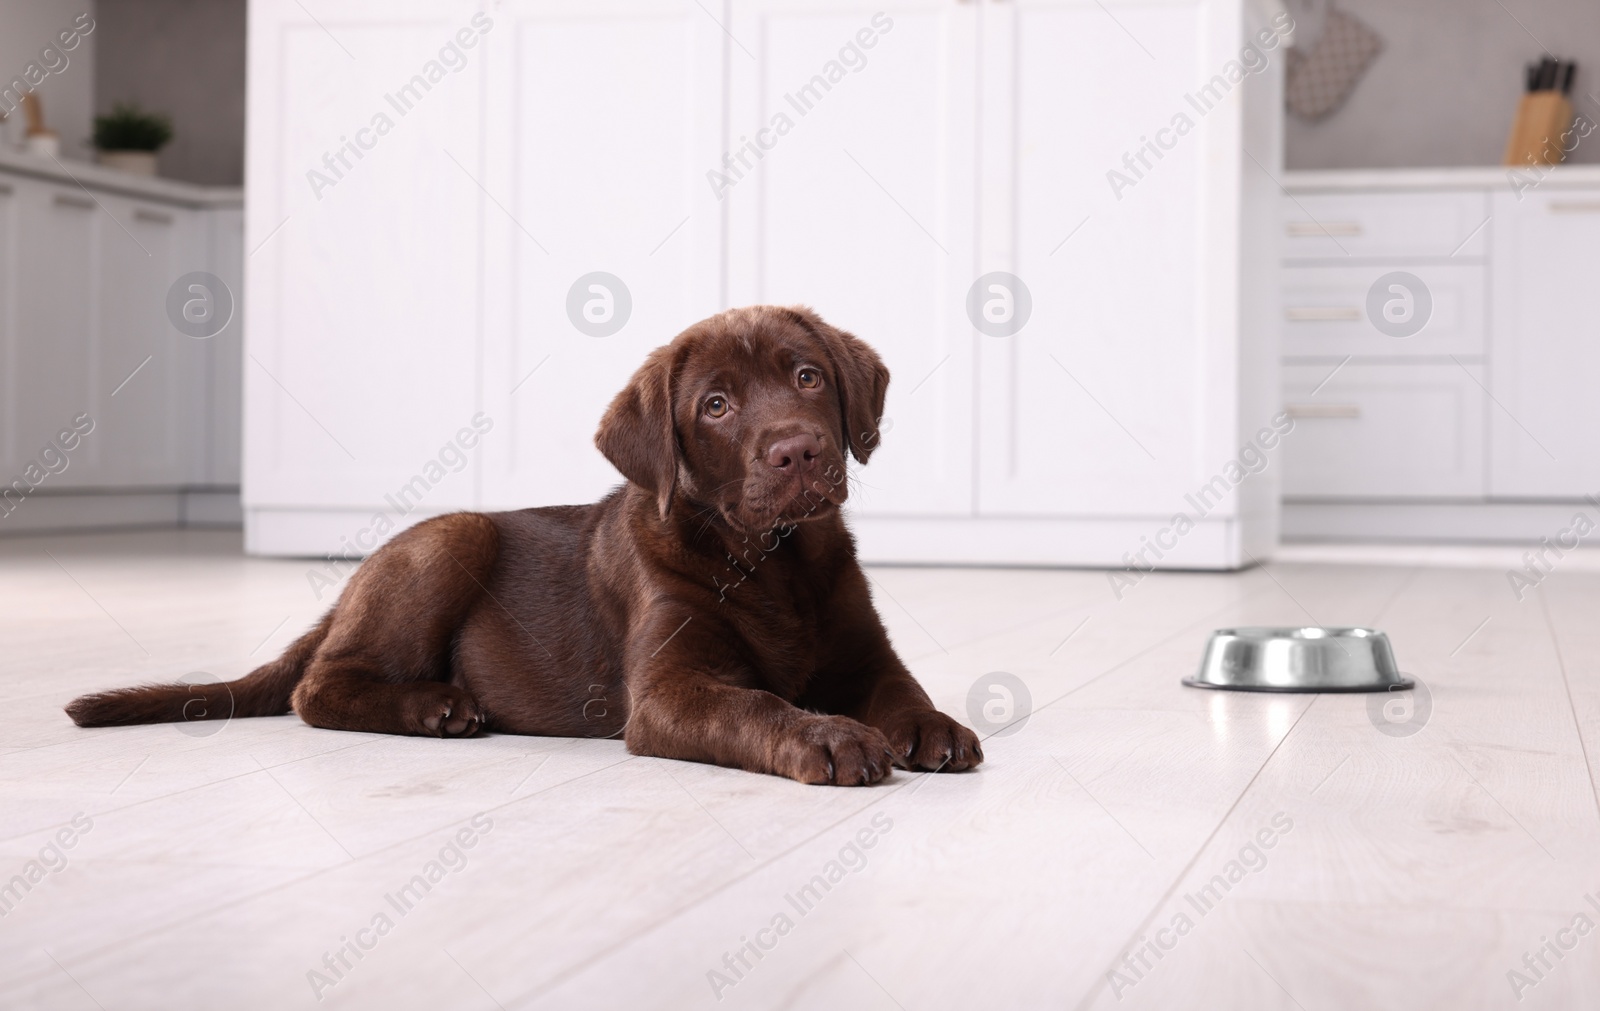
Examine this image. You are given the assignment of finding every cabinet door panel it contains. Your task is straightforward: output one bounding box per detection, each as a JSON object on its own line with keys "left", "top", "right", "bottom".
{"left": 1489, "top": 189, "right": 1600, "bottom": 496}
{"left": 480, "top": 0, "right": 725, "bottom": 509}
{"left": 726, "top": 0, "right": 977, "bottom": 517}
{"left": 979, "top": 0, "right": 1223, "bottom": 516}
{"left": 5, "top": 180, "right": 209, "bottom": 494}
{"left": 0, "top": 179, "right": 16, "bottom": 474}
{"left": 205, "top": 208, "right": 246, "bottom": 485}
{"left": 94, "top": 196, "right": 201, "bottom": 487}
{"left": 1282, "top": 191, "right": 1490, "bottom": 260}
{"left": 14, "top": 186, "right": 99, "bottom": 486}
{"left": 1283, "top": 362, "right": 1486, "bottom": 499}
{"left": 246, "top": 0, "right": 486, "bottom": 509}
{"left": 1281, "top": 264, "right": 1486, "bottom": 359}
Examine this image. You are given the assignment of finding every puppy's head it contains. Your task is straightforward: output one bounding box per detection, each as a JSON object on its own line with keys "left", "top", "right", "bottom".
{"left": 595, "top": 305, "right": 889, "bottom": 531}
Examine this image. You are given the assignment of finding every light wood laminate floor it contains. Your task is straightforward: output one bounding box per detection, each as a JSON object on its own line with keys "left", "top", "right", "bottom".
{"left": 2, "top": 530, "right": 1598, "bottom": 1010}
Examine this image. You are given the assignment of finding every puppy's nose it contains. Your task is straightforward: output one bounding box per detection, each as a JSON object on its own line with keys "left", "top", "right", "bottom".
{"left": 766, "top": 433, "right": 822, "bottom": 472}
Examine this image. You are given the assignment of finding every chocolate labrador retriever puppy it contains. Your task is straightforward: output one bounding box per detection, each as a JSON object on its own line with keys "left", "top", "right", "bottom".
{"left": 67, "top": 306, "right": 983, "bottom": 785}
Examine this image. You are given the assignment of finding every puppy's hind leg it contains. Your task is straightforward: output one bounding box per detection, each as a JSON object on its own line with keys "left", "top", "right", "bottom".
{"left": 293, "top": 663, "right": 485, "bottom": 737}
{"left": 289, "top": 513, "right": 498, "bottom": 738}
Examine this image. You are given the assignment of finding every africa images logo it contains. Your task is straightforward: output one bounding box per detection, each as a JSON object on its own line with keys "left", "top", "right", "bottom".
{"left": 1366, "top": 676, "right": 1431, "bottom": 738}
{"left": 1365, "top": 271, "right": 1431, "bottom": 338}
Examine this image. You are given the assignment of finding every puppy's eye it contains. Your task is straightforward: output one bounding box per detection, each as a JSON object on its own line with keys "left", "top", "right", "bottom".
{"left": 797, "top": 368, "right": 822, "bottom": 390}
{"left": 705, "top": 395, "right": 730, "bottom": 418}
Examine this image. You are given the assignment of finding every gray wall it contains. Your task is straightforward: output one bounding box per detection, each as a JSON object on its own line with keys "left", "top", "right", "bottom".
{"left": 93, "top": 0, "right": 245, "bottom": 185}
{"left": 0, "top": 1, "right": 98, "bottom": 161}
{"left": 1287, "top": 0, "right": 1600, "bottom": 169}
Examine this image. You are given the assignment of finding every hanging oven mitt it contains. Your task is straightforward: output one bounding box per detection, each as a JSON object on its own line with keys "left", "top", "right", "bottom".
{"left": 1285, "top": 5, "right": 1383, "bottom": 121}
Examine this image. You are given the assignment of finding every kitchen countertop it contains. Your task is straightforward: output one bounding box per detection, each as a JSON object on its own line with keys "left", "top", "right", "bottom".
{"left": 0, "top": 147, "right": 242, "bottom": 207}
{"left": 1286, "top": 164, "right": 1600, "bottom": 192}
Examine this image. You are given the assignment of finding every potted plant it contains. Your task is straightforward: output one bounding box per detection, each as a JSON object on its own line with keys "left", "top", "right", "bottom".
{"left": 92, "top": 103, "right": 172, "bottom": 175}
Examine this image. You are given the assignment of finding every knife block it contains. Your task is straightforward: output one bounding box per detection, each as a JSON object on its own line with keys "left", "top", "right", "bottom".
{"left": 1504, "top": 91, "right": 1574, "bottom": 167}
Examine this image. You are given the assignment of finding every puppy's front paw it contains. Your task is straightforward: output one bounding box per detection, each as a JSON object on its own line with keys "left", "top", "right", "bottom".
{"left": 882, "top": 710, "right": 983, "bottom": 772}
{"left": 778, "top": 716, "right": 896, "bottom": 786}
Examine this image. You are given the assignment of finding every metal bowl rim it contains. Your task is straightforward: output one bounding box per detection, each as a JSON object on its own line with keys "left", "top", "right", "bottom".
{"left": 1209, "top": 626, "right": 1387, "bottom": 641}
{"left": 1182, "top": 675, "right": 1416, "bottom": 694}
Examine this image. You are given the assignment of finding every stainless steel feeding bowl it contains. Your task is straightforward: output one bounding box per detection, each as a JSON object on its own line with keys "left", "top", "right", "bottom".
{"left": 1184, "top": 627, "right": 1412, "bottom": 693}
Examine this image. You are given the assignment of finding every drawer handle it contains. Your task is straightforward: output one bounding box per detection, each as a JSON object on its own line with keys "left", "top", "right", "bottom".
{"left": 53, "top": 193, "right": 94, "bottom": 210}
{"left": 1285, "top": 306, "right": 1362, "bottom": 322}
{"left": 134, "top": 208, "right": 173, "bottom": 224}
{"left": 1549, "top": 200, "right": 1600, "bottom": 214}
{"left": 1286, "top": 403, "right": 1361, "bottom": 419}
{"left": 1287, "top": 221, "right": 1362, "bottom": 237}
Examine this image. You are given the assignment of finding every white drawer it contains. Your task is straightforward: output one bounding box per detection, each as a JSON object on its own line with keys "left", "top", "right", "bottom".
{"left": 1282, "top": 264, "right": 1485, "bottom": 358}
{"left": 1282, "top": 363, "right": 1486, "bottom": 499}
{"left": 1283, "top": 191, "right": 1490, "bottom": 260}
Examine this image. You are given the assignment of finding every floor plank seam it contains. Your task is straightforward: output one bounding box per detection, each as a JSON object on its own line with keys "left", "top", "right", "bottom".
{"left": 1066, "top": 695, "right": 1319, "bottom": 1011}
{"left": 500, "top": 769, "right": 938, "bottom": 1007}
{"left": 1537, "top": 588, "right": 1600, "bottom": 829}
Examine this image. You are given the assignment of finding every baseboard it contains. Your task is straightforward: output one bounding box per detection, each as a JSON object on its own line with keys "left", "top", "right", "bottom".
{"left": 0, "top": 488, "right": 243, "bottom": 536}
{"left": 182, "top": 490, "right": 245, "bottom": 527}
{"left": 1283, "top": 499, "right": 1595, "bottom": 543}
{"left": 243, "top": 506, "right": 1257, "bottom": 569}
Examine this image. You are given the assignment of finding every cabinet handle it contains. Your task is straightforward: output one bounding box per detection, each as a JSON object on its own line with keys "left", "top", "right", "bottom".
{"left": 1285, "top": 306, "right": 1362, "bottom": 322}
{"left": 1287, "top": 220, "right": 1362, "bottom": 237}
{"left": 53, "top": 193, "right": 94, "bottom": 210}
{"left": 1286, "top": 403, "right": 1361, "bottom": 419}
{"left": 134, "top": 208, "right": 173, "bottom": 224}
{"left": 1548, "top": 200, "right": 1600, "bottom": 214}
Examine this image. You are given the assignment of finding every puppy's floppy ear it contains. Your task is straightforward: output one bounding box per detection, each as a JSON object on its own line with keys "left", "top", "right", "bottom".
{"left": 595, "top": 344, "right": 680, "bottom": 519}
{"left": 808, "top": 314, "right": 890, "bottom": 464}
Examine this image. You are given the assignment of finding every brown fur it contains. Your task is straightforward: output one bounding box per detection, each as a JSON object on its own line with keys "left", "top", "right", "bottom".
{"left": 66, "top": 306, "right": 983, "bottom": 785}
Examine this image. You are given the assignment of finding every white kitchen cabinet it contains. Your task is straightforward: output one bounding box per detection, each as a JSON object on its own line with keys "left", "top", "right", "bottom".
{"left": 11, "top": 181, "right": 97, "bottom": 485}
{"left": 979, "top": 0, "right": 1260, "bottom": 518}
{"left": 1281, "top": 190, "right": 1488, "bottom": 260}
{"left": 1280, "top": 171, "right": 1600, "bottom": 541}
{"left": 479, "top": 0, "right": 726, "bottom": 511}
{"left": 202, "top": 208, "right": 246, "bottom": 486}
{"left": 1282, "top": 362, "right": 1486, "bottom": 499}
{"left": 728, "top": 0, "right": 1286, "bottom": 561}
{"left": 92, "top": 192, "right": 208, "bottom": 489}
{"left": 1280, "top": 264, "right": 1486, "bottom": 359}
{"left": 725, "top": 0, "right": 976, "bottom": 518}
{"left": 1278, "top": 187, "right": 1489, "bottom": 512}
{"left": 1489, "top": 187, "right": 1600, "bottom": 498}
{"left": 243, "top": 0, "right": 489, "bottom": 543}
{"left": 0, "top": 150, "right": 242, "bottom": 533}
{"left": 245, "top": 0, "right": 1287, "bottom": 567}
{"left": 9, "top": 180, "right": 205, "bottom": 490}
{"left": 0, "top": 178, "right": 15, "bottom": 469}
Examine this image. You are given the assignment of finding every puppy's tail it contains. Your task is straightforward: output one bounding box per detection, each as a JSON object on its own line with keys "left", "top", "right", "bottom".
{"left": 65, "top": 613, "right": 334, "bottom": 728}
